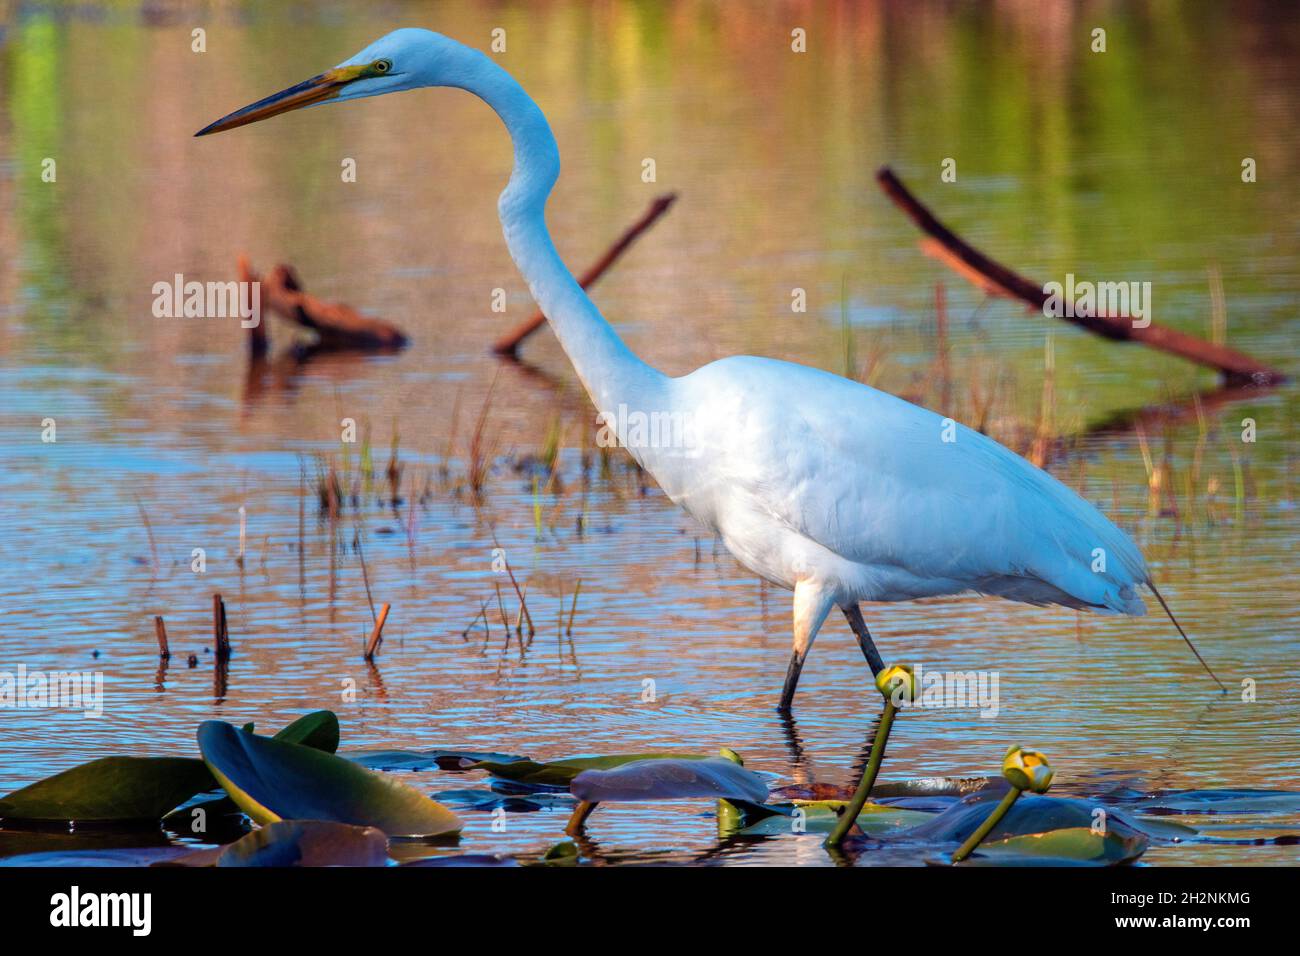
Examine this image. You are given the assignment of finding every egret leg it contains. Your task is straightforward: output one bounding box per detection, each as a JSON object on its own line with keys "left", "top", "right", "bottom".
{"left": 778, "top": 650, "right": 807, "bottom": 713}
{"left": 842, "top": 604, "right": 885, "bottom": 675}
{"left": 779, "top": 581, "right": 834, "bottom": 713}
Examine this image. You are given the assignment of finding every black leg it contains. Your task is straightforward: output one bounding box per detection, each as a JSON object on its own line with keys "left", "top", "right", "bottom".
{"left": 842, "top": 604, "right": 885, "bottom": 675}
{"left": 778, "top": 649, "right": 806, "bottom": 713}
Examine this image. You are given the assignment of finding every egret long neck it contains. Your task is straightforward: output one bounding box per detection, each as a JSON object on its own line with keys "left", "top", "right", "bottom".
{"left": 451, "top": 53, "right": 664, "bottom": 416}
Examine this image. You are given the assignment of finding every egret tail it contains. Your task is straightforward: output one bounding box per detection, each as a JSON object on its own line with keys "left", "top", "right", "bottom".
{"left": 1147, "top": 580, "right": 1226, "bottom": 692}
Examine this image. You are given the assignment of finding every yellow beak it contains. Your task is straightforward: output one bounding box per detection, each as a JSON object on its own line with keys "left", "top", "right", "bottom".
{"left": 195, "top": 64, "right": 370, "bottom": 136}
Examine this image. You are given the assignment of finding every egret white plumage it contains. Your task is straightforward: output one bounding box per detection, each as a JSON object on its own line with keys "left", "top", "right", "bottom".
{"left": 198, "top": 29, "right": 1223, "bottom": 710}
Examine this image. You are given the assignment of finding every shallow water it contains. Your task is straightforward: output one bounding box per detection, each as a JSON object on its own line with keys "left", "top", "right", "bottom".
{"left": 1, "top": 1, "right": 1298, "bottom": 866}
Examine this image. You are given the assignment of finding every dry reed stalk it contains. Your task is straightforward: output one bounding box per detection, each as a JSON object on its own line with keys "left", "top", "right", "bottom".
{"left": 566, "top": 578, "right": 582, "bottom": 635}
{"left": 365, "top": 602, "right": 391, "bottom": 661}
{"left": 501, "top": 555, "right": 534, "bottom": 636}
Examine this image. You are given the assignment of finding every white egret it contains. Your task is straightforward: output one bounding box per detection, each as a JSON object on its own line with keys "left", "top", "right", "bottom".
{"left": 197, "top": 29, "right": 1223, "bottom": 710}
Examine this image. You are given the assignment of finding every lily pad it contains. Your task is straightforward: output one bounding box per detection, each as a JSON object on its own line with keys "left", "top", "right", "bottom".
{"left": 0, "top": 758, "right": 217, "bottom": 824}
{"left": 1, "top": 828, "right": 176, "bottom": 864}
{"left": 896, "top": 793, "right": 1156, "bottom": 861}
{"left": 436, "top": 788, "right": 576, "bottom": 812}
{"left": 570, "top": 757, "right": 769, "bottom": 803}
{"left": 197, "top": 721, "right": 462, "bottom": 838}
{"left": 540, "top": 841, "right": 579, "bottom": 865}
{"left": 350, "top": 750, "right": 528, "bottom": 773}
{"left": 217, "top": 820, "right": 389, "bottom": 867}
{"left": 962, "top": 827, "right": 1147, "bottom": 866}
{"left": 0, "top": 846, "right": 201, "bottom": 867}
{"left": 1136, "top": 789, "right": 1300, "bottom": 815}
{"left": 0, "top": 711, "right": 346, "bottom": 826}
{"left": 469, "top": 753, "right": 713, "bottom": 789}
{"left": 273, "top": 711, "right": 341, "bottom": 753}
{"left": 719, "top": 799, "right": 934, "bottom": 837}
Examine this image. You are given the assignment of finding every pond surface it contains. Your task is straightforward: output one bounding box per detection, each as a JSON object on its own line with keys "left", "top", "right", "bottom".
{"left": 0, "top": 0, "right": 1297, "bottom": 865}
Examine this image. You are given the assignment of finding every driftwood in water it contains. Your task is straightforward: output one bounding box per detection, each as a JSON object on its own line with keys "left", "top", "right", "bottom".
{"left": 875, "top": 167, "right": 1286, "bottom": 387}
{"left": 238, "top": 255, "right": 408, "bottom": 353}
{"left": 492, "top": 193, "right": 678, "bottom": 357}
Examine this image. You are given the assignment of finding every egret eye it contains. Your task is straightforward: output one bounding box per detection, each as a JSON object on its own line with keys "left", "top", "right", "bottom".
{"left": 373, "top": 59, "right": 392, "bottom": 74}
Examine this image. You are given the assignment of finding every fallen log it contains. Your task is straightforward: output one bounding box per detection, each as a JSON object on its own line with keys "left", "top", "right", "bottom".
{"left": 875, "top": 167, "right": 1286, "bottom": 387}
{"left": 492, "top": 193, "right": 678, "bottom": 357}
{"left": 238, "top": 255, "right": 408, "bottom": 352}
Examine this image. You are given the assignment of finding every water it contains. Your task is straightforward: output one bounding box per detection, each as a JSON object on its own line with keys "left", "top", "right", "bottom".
{"left": 0, "top": 0, "right": 1297, "bottom": 866}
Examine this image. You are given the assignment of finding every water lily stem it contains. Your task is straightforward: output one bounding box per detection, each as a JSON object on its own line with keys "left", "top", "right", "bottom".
{"left": 824, "top": 700, "right": 897, "bottom": 849}
{"left": 565, "top": 799, "right": 599, "bottom": 835}
{"left": 951, "top": 787, "right": 1022, "bottom": 863}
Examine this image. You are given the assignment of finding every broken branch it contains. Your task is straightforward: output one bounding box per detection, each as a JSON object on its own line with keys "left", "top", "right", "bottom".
{"left": 875, "top": 167, "right": 1285, "bottom": 387}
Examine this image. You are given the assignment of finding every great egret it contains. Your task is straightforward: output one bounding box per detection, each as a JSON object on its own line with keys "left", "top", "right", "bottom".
{"left": 197, "top": 29, "right": 1223, "bottom": 710}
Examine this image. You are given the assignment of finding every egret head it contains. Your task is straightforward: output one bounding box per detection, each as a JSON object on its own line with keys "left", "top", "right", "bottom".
{"left": 195, "top": 29, "right": 458, "bottom": 136}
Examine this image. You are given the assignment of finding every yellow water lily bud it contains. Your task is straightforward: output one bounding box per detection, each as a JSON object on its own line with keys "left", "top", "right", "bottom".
{"left": 1002, "top": 745, "right": 1053, "bottom": 793}
{"left": 876, "top": 664, "right": 917, "bottom": 705}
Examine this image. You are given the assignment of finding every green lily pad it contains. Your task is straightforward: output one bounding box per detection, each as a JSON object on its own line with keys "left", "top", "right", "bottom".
{"left": 897, "top": 793, "right": 1155, "bottom": 866}
{"left": 540, "top": 841, "right": 579, "bottom": 865}
{"left": 0, "top": 711, "right": 346, "bottom": 826}
{"left": 962, "top": 827, "right": 1147, "bottom": 866}
{"left": 570, "top": 757, "right": 769, "bottom": 803}
{"left": 160, "top": 711, "right": 344, "bottom": 832}
{"left": 217, "top": 820, "right": 389, "bottom": 867}
{"left": 197, "top": 721, "right": 462, "bottom": 838}
{"left": 273, "top": 711, "right": 341, "bottom": 753}
{"left": 0, "top": 758, "right": 216, "bottom": 824}
{"left": 469, "top": 753, "right": 712, "bottom": 789}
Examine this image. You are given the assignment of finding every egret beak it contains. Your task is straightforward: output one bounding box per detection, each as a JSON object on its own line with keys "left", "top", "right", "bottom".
{"left": 195, "top": 64, "right": 371, "bottom": 136}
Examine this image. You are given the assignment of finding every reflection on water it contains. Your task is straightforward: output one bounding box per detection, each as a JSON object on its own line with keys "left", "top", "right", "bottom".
{"left": 0, "top": 1, "right": 1297, "bottom": 865}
